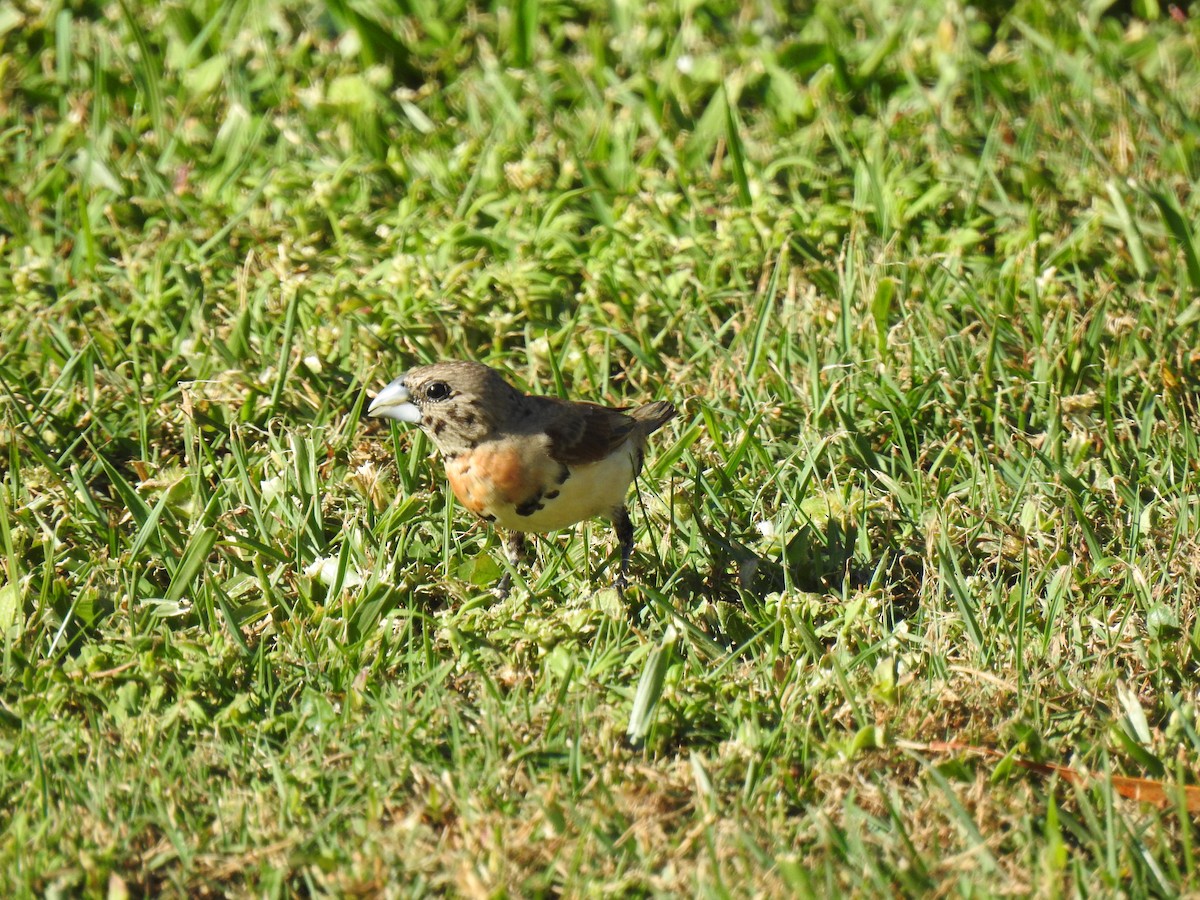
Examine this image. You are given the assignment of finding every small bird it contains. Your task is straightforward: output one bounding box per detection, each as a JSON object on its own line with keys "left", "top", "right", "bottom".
{"left": 367, "top": 360, "right": 676, "bottom": 595}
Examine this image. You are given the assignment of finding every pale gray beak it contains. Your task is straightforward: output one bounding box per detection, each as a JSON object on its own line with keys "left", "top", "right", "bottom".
{"left": 367, "top": 378, "right": 422, "bottom": 423}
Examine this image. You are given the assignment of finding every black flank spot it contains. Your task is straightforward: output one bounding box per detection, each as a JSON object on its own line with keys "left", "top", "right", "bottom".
{"left": 545, "top": 490, "right": 559, "bottom": 500}
{"left": 516, "top": 495, "right": 544, "bottom": 516}
{"left": 482, "top": 514, "right": 496, "bottom": 522}
{"left": 557, "top": 467, "right": 571, "bottom": 484}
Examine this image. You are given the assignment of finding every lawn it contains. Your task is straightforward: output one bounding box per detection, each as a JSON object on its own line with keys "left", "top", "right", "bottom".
{"left": 2, "top": 0, "right": 1200, "bottom": 895}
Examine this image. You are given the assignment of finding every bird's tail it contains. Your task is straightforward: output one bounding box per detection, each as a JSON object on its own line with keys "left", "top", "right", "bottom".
{"left": 630, "top": 401, "right": 677, "bottom": 434}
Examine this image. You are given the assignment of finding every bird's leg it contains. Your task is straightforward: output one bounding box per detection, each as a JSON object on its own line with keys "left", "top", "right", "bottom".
{"left": 612, "top": 506, "right": 634, "bottom": 594}
{"left": 495, "top": 531, "right": 528, "bottom": 599}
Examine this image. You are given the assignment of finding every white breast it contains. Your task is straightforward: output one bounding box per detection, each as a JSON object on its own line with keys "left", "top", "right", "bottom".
{"left": 491, "top": 439, "right": 639, "bottom": 532}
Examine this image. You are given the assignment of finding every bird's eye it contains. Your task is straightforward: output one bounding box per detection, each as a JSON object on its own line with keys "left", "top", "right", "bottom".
{"left": 425, "top": 381, "right": 451, "bottom": 402}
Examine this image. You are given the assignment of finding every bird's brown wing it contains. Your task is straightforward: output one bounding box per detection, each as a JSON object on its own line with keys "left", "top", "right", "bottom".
{"left": 541, "top": 398, "right": 638, "bottom": 466}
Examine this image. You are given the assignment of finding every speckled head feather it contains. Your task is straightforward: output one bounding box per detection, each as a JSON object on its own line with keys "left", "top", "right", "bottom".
{"left": 395, "top": 361, "right": 524, "bottom": 457}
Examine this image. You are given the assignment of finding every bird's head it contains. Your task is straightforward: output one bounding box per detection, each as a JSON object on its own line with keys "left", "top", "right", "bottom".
{"left": 368, "top": 360, "right": 519, "bottom": 455}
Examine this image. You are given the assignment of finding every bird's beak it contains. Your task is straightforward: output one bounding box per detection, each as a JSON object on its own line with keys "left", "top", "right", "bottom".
{"left": 367, "top": 378, "right": 422, "bottom": 423}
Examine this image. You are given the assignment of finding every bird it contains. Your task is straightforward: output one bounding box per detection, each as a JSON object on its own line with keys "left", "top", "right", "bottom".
{"left": 367, "top": 360, "right": 676, "bottom": 596}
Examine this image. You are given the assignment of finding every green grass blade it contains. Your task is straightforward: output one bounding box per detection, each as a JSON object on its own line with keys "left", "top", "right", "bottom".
{"left": 1147, "top": 188, "right": 1200, "bottom": 292}
{"left": 724, "top": 85, "right": 752, "bottom": 208}
{"left": 627, "top": 627, "right": 676, "bottom": 746}
{"left": 164, "top": 526, "right": 217, "bottom": 605}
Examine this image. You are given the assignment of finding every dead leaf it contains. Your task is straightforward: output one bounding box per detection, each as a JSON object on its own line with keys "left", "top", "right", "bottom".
{"left": 898, "top": 739, "right": 1200, "bottom": 814}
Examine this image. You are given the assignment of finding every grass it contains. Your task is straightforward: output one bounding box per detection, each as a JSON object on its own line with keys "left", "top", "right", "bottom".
{"left": 2, "top": 0, "right": 1200, "bottom": 894}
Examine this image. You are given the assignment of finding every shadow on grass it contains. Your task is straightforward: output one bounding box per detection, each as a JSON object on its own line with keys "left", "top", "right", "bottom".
{"left": 679, "top": 512, "right": 924, "bottom": 624}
